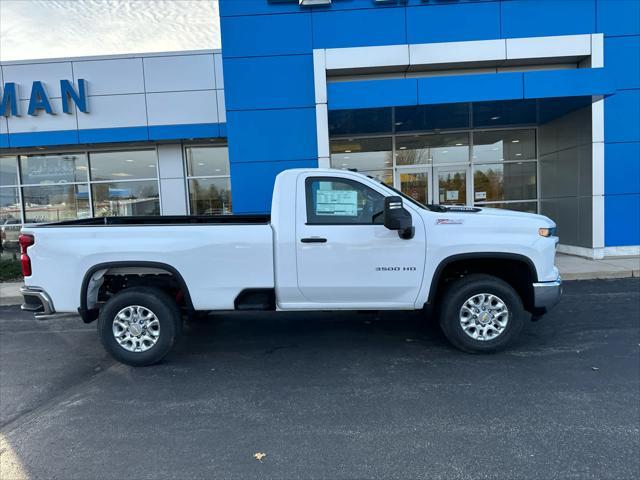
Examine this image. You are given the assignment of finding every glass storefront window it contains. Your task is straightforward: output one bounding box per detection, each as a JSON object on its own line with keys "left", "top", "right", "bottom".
{"left": 19, "top": 153, "right": 88, "bottom": 185}
{"left": 437, "top": 167, "right": 467, "bottom": 205}
{"left": 473, "top": 129, "right": 536, "bottom": 163}
{"left": 186, "top": 146, "right": 229, "bottom": 177}
{"left": 329, "top": 108, "right": 392, "bottom": 136}
{"left": 188, "top": 178, "right": 232, "bottom": 215}
{"left": 398, "top": 171, "right": 430, "bottom": 206}
{"left": 1, "top": 157, "right": 19, "bottom": 186}
{"left": 330, "top": 137, "right": 393, "bottom": 171}
{"left": 475, "top": 201, "right": 538, "bottom": 213}
{"left": 23, "top": 184, "right": 90, "bottom": 223}
{"left": 92, "top": 181, "right": 159, "bottom": 217}
{"left": 89, "top": 150, "right": 157, "bottom": 181}
{"left": 473, "top": 162, "right": 537, "bottom": 202}
{"left": 185, "top": 145, "right": 232, "bottom": 215}
{"left": 360, "top": 169, "right": 393, "bottom": 184}
{"left": 395, "top": 103, "right": 471, "bottom": 133}
{"left": 0, "top": 187, "right": 20, "bottom": 220}
{"left": 396, "top": 133, "right": 469, "bottom": 165}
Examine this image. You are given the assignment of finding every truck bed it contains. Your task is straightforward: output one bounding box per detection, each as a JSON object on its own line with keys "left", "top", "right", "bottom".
{"left": 34, "top": 215, "right": 271, "bottom": 227}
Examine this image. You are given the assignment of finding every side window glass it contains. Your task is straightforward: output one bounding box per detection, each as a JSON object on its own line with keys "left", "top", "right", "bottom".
{"left": 306, "top": 177, "right": 385, "bottom": 225}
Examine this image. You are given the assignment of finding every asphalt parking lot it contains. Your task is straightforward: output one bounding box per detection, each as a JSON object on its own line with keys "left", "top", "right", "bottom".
{"left": 1, "top": 278, "right": 639, "bottom": 480}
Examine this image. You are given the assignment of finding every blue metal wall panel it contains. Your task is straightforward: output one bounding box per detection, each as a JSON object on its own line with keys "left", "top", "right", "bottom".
{"left": 78, "top": 126, "right": 149, "bottom": 144}
{"left": 501, "top": 0, "right": 596, "bottom": 38}
{"left": 8, "top": 130, "right": 79, "bottom": 148}
{"left": 406, "top": 2, "right": 501, "bottom": 44}
{"left": 230, "top": 158, "right": 317, "bottom": 214}
{"left": 219, "top": 0, "right": 303, "bottom": 17}
{"left": 216, "top": 0, "right": 640, "bottom": 246}
{"left": 523, "top": 69, "right": 614, "bottom": 99}
{"left": 605, "top": 90, "right": 640, "bottom": 143}
{"left": 148, "top": 123, "right": 221, "bottom": 141}
{"left": 221, "top": 13, "right": 312, "bottom": 58}
{"left": 605, "top": 36, "right": 640, "bottom": 91}
{"left": 226, "top": 108, "right": 318, "bottom": 162}
{"left": 418, "top": 72, "right": 524, "bottom": 104}
{"left": 596, "top": 0, "right": 640, "bottom": 37}
{"left": 312, "top": 7, "right": 406, "bottom": 48}
{"left": 605, "top": 194, "right": 640, "bottom": 247}
{"left": 0, "top": 134, "right": 9, "bottom": 148}
{"left": 605, "top": 142, "right": 640, "bottom": 195}
{"left": 315, "top": 0, "right": 402, "bottom": 10}
{"left": 224, "top": 55, "right": 315, "bottom": 111}
{"left": 328, "top": 79, "right": 418, "bottom": 110}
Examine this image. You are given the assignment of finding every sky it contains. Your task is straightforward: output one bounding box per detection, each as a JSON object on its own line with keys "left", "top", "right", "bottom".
{"left": 0, "top": 0, "right": 220, "bottom": 61}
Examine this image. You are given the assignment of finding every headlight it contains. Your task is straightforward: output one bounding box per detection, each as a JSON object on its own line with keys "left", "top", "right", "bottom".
{"left": 539, "top": 227, "right": 557, "bottom": 237}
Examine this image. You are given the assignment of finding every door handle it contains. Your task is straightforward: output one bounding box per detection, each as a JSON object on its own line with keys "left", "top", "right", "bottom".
{"left": 300, "top": 237, "right": 327, "bottom": 243}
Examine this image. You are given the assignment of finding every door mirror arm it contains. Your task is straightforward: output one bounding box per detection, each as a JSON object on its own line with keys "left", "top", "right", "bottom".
{"left": 383, "top": 196, "right": 415, "bottom": 240}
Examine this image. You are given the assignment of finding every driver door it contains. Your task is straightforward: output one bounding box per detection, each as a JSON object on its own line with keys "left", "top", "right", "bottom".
{"left": 295, "top": 175, "right": 426, "bottom": 308}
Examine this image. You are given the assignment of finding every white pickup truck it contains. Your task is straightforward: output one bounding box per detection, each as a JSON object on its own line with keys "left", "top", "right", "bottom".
{"left": 20, "top": 168, "right": 561, "bottom": 366}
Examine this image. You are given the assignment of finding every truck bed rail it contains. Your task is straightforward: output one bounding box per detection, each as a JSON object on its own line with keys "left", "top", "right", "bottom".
{"left": 32, "top": 215, "right": 271, "bottom": 227}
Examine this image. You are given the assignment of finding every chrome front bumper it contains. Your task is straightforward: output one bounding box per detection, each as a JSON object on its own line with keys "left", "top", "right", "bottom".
{"left": 21, "top": 286, "right": 55, "bottom": 317}
{"left": 532, "top": 277, "right": 562, "bottom": 311}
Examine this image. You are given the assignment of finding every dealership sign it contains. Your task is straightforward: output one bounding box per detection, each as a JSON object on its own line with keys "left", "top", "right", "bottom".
{"left": 0, "top": 79, "right": 89, "bottom": 117}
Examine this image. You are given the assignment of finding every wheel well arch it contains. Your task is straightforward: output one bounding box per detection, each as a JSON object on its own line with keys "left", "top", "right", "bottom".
{"left": 79, "top": 261, "right": 194, "bottom": 323}
{"left": 427, "top": 253, "right": 538, "bottom": 312}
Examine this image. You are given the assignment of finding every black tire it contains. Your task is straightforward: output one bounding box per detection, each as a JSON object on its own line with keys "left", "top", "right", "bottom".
{"left": 98, "top": 287, "right": 181, "bottom": 366}
{"left": 438, "top": 274, "right": 525, "bottom": 353}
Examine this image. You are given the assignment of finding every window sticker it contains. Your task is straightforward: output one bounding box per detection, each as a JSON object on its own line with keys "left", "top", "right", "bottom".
{"left": 446, "top": 190, "right": 459, "bottom": 201}
{"left": 316, "top": 189, "right": 358, "bottom": 216}
{"left": 475, "top": 191, "right": 487, "bottom": 200}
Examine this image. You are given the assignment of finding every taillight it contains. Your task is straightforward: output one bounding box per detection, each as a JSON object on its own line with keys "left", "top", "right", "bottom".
{"left": 18, "top": 234, "right": 34, "bottom": 277}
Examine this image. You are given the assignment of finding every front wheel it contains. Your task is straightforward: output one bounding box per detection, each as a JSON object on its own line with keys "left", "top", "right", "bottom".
{"left": 98, "top": 287, "right": 182, "bottom": 366}
{"left": 439, "top": 274, "right": 526, "bottom": 353}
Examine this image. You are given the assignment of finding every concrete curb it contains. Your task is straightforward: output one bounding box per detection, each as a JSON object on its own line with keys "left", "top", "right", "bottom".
{"left": 561, "top": 270, "right": 638, "bottom": 281}
{"left": 0, "top": 297, "right": 23, "bottom": 306}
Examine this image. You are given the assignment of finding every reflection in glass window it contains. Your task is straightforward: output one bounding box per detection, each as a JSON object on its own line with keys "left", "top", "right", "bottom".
{"left": 92, "top": 181, "right": 159, "bottom": 217}
{"left": 23, "top": 184, "right": 90, "bottom": 223}
{"left": 395, "top": 103, "right": 470, "bottom": 132}
{"left": 89, "top": 150, "right": 157, "bottom": 181}
{"left": 475, "top": 201, "right": 538, "bottom": 214}
{"left": 473, "top": 163, "right": 537, "bottom": 202}
{"left": 329, "top": 108, "right": 392, "bottom": 136}
{"left": 0, "top": 157, "right": 19, "bottom": 186}
{"left": 399, "top": 172, "right": 429, "bottom": 206}
{"left": 437, "top": 168, "right": 467, "bottom": 205}
{"left": 330, "top": 137, "right": 393, "bottom": 172}
{"left": 360, "top": 169, "right": 393, "bottom": 185}
{"left": 188, "top": 178, "right": 232, "bottom": 215}
{"left": 0, "top": 187, "right": 21, "bottom": 222}
{"left": 186, "top": 146, "right": 230, "bottom": 177}
{"left": 19, "top": 153, "right": 88, "bottom": 185}
{"left": 185, "top": 145, "right": 232, "bottom": 215}
{"left": 473, "top": 130, "right": 536, "bottom": 163}
{"left": 396, "top": 133, "right": 469, "bottom": 165}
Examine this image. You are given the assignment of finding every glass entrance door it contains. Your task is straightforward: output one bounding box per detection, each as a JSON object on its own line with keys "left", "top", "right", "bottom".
{"left": 395, "top": 168, "right": 431, "bottom": 205}
{"left": 435, "top": 167, "right": 467, "bottom": 205}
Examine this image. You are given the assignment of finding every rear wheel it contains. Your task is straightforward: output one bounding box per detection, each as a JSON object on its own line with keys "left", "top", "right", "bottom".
{"left": 438, "top": 274, "right": 525, "bottom": 353}
{"left": 98, "top": 287, "right": 181, "bottom": 366}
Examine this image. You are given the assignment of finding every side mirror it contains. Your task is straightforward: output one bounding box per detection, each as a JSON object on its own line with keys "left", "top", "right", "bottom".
{"left": 383, "top": 196, "right": 414, "bottom": 240}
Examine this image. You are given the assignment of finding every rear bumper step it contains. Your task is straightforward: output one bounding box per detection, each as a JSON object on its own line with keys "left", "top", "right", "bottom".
{"left": 21, "top": 286, "right": 56, "bottom": 318}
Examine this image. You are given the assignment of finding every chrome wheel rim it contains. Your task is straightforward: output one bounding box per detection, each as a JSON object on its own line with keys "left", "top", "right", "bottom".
{"left": 459, "top": 293, "right": 509, "bottom": 341}
{"left": 112, "top": 305, "right": 160, "bottom": 353}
